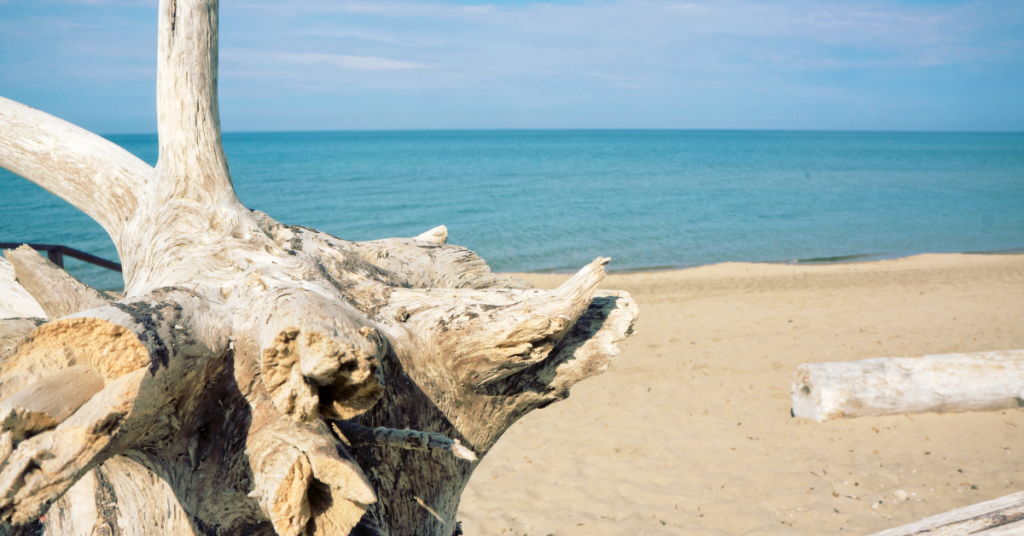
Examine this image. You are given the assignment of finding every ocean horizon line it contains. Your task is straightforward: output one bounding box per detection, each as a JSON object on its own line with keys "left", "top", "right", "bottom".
{"left": 96, "top": 127, "right": 1024, "bottom": 138}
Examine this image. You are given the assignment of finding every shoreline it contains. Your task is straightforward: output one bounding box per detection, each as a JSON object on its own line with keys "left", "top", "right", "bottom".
{"left": 516, "top": 248, "right": 1024, "bottom": 276}
{"left": 83, "top": 250, "right": 1024, "bottom": 293}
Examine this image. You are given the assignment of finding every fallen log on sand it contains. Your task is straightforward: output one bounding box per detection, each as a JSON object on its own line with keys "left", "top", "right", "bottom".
{"left": 870, "top": 490, "right": 1024, "bottom": 536}
{"left": 792, "top": 350, "right": 1024, "bottom": 422}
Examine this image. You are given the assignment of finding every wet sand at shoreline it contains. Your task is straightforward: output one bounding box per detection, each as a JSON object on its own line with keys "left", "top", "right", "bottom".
{"left": 457, "top": 253, "right": 1024, "bottom": 536}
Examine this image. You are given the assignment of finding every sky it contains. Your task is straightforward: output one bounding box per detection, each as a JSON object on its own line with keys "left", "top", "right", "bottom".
{"left": 0, "top": 0, "right": 1022, "bottom": 133}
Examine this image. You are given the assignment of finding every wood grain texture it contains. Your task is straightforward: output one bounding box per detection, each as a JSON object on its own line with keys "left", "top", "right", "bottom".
{"left": 0, "top": 365, "right": 104, "bottom": 441}
{"left": 870, "top": 490, "right": 1024, "bottom": 536}
{"left": 792, "top": 350, "right": 1024, "bottom": 421}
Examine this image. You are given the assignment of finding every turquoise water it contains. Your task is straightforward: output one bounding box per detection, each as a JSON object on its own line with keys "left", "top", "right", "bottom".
{"left": 2, "top": 130, "right": 1023, "bottom": 291}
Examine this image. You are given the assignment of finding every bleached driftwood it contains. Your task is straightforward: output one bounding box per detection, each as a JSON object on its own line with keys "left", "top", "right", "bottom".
{"left": 0, "top": 257, "right": 45, "bottom": 320}
{"left": 4, "top": 245, "right": 110, "bottom": 320}
{"left": 0, "top": 365, "right": 104, "bottom": 441}
{"left": 0, "top": 0, "right": 638, "bottom": 533}
{"left": 792, "top": 350, "right": 1024, "bottom": 422}
{"left": 870, "top": 490, "right": 1024, "bottom": 536}
{"left": 0, "top": 259, "right": 47, "bottom": 368}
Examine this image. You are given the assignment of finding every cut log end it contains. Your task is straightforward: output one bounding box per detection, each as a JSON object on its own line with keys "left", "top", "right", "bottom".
{"left": 0, "top": 318, "right": 45, "bottom": 363}
{"left": 261, "top": 324, "right": 385, "bottom": 422}
{"left": 1, "top": 318, "right": 149, "bottom": 400}
{"left": 306, "top": 481, "right": 368, "bottom": 536}
{"left": 251, "top": 443, "right": 314, "bottom": 536}
{"left": 0, "top": 367, "right": 146, "bottom": 525}
{"left": 248, "top": 417, "right": 374, "bottom": 536}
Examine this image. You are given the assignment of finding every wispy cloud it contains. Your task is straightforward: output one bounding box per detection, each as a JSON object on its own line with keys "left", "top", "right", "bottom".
{"left": 238, "top": 1, "right": 498, "bottom": 18}
{"left": 293, "top": 28, "right": 444, "bottom": 47}
{"left": 278, "top": 53, "right": 427, "bottom": 71}
{"left": 53, "top": 0, "right": 155, "bottom": 6}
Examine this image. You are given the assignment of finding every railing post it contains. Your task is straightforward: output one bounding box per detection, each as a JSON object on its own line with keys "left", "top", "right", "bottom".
{"left": 47, "top": 248, "right": 64, "bottom": 268}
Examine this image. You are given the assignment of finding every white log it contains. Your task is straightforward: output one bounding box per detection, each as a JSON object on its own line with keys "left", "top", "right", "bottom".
{"left": 0, "top": 257, "right": 45, "bottom": 320}
{"left": 869, "top": 490, "right": 1024, "bottom": 536}
{"left": 792, "top": 350, "right": 1024, "bottom": 422}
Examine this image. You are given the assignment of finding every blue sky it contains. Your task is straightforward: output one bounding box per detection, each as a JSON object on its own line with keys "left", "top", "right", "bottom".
{"left": 1, "top": 0, "right": 1022, "bottom": 133}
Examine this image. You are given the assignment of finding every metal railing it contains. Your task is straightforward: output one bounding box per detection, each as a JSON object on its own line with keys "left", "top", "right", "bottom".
{"left": 0, "top": 243, "right": 122, "bottom": 273}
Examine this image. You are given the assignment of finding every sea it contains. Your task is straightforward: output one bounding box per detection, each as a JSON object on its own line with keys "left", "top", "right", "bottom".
{"left": 2, "top": 130, "right": 1023, "bottom": 291}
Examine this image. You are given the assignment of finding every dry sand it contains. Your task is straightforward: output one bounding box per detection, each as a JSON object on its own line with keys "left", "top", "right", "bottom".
{"left": 457, "top": 253, "right": 1024, "bottom": 536}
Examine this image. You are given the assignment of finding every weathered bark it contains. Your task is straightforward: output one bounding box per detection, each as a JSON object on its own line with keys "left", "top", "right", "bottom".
{"left": 331, "top": 421, "right": 477, "bottom": 462}
{"left": 792, "top": 350, "right": 1024, "bottom": 422}
{"left": 869, "top": 490, "right": 1024, "bottom": 536}
{"left": 0, "top": 0, "right": 638, "bottom": 534}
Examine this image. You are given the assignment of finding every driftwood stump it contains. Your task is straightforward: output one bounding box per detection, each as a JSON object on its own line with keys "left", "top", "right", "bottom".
{"left": 0, "top": 1, "right": 638, "bottom": 534}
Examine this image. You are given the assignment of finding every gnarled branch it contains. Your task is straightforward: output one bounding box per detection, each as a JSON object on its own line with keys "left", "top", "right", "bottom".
{"left": 0, "top": 96, "right": 152, "bottom": 237}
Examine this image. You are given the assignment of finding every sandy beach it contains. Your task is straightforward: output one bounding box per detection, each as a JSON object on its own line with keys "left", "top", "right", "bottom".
{"left": 457, "top": 253, "right": 1024, "bottom": 536}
